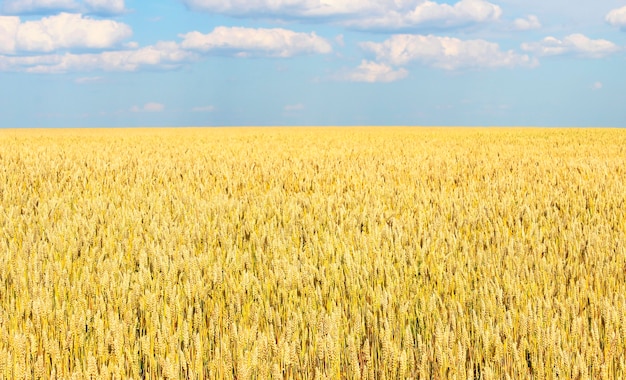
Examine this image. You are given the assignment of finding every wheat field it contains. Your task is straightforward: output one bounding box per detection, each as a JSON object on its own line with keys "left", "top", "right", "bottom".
{"left": 0, "top": 127, "right": 625, "bottom": 379}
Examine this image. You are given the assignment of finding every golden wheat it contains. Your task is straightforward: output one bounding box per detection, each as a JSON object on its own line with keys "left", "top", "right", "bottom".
{"left": 0, "top": 127, "right": 625, "bottom": 378}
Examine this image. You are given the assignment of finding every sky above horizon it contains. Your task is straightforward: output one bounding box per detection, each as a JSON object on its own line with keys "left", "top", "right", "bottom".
{"left": 0, "top": 0, "right": 625, "bottom": 128}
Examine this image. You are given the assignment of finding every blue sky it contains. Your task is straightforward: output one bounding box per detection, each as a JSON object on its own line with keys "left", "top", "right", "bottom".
{"left": 0, "top": 0, "right": 625, "bottom": 127}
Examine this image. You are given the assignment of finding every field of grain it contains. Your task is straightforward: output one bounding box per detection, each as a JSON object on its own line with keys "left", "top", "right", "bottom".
{"left": 0, "top": 127, "right": 625, "bottom": 379}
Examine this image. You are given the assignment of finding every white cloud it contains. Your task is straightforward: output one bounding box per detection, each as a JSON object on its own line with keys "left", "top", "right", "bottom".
{"left": 513, "top": 15, "right": 541, "bottom": 31}
{"left": 344, "top": 0, "right": 502, "bottom": 30}
{"left": 361, "top": 34, "right": 537, "bottom": 70}
{"left": 84, "top": 0, "right": 126, "bottom": 14}
{"left": 521, "top": 34, "right": 620, "bottom": 58}
{"left": 192, "top": 105, "right": 215, "bottom": 112}
{"left": 592, "top": 82, "right": 603, "bottom": 90}
{"left": 0, "top": 41, "right": 196, "bottom": 73}
{"left": 2, "top": 0, "right": 78, "bottom": 14}
{"left": 180, "top": 27, "right": 332, "bottom": 57}
{"left": 606, "top": 6, "right": 626, "bottom": 28}
{"left": 131, "top": 102, "right": 164, "bottom": 112}
{"left": 284, "top": 103, "right": 305, "bottom": 111}
{"left": 0, "top": 13, "right": 131, "bottom": 53}
{"left": 0, "top": 17, "right": 20, "bottom": 54}
{"left": 342, "top": 60, "right": 408, "bottom": 82}
{"left": 181, "top": 0, "right": 502, "bottom": 30}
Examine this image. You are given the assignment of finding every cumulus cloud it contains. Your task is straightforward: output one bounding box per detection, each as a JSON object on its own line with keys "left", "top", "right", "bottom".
{"left": 606, "top": 6, "right": 626, "bottom": 29}
{"left": 513, "top": 15, "right": 541, "bottom": 31}
{"left": 361, "top": 34, "right": 537, "bottom": 71}
{"left": 0, "top": 17, "right": 20, "bottom": 54}
{"left": 342, "top": 60, "right": 408, "bottom": 82}
{"left": 2, "top": 23, "right": 332, "bottom": 74}
{"left": 344, "top": 0, "right": 502, "bottom": 31}
{"left": 0, "top": 41, "right": 196, "bottom": 73}
{"left": 180, "top": 27, "right": 332, "bottom": 57}
{"left": 521, "top": 34, "right": 620, "bottom": 58}
{"left": 0, "top": 13, "right": 131, "bottom": 54}
{"left": 131, "top": 102, "right": 164, "bottom": 112}
{"left": 181, "top": 0, "right": 502, "bottom": 31}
